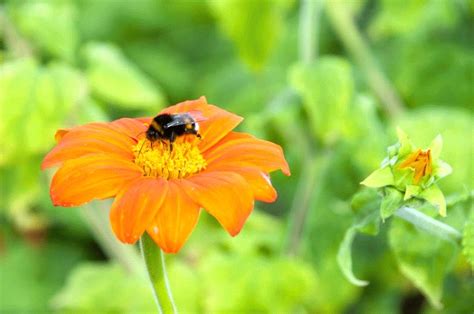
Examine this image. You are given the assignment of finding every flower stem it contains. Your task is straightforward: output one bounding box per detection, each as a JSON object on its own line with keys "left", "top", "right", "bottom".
{"left": 299, "top": 0, "right": 323, "bottom": 64}
{"left": 140, "top": 233, "right": 177, "bottom": 314}
{"left": 395, "top": 206, "right": 462, "bottom": 243}
{"left": 325, "top": 2, "right": 404, "bottom": 117}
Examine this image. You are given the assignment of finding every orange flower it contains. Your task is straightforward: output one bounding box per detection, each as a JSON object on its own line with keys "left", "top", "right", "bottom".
{"left": 42, "top": 97, "right": 290, "bottom": 253}
{"left": 399, "top": 149, "right": 432, "bottom": 184}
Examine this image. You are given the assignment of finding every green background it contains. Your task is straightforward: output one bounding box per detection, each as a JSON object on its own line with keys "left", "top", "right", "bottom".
{"left": 0, "top": 0, "right": 473, "bottom": 313}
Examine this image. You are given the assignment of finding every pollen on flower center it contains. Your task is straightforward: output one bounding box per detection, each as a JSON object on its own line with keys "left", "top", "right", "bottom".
{"left": 133, "top": 138, "right": 206, "bottom": 179}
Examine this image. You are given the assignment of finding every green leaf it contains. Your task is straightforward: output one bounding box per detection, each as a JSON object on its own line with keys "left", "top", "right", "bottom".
{"left": 26, "top": 62, "right": 85, "bottom": 153}
{"left": 351, "top": 188, "right": 381, "bottom": 215}
{"left": 337, "top": 229, "right": 368, "bottom": 287}
{"left": 83, "top": 43, "right": 165, "bottom": 110}
{"left": 337, "top": 211, "right": 379, "bottom": 287}
{"left": 462, "top": 215, "right": 474, "bottom": 269}
{"left": 369, "top": 0, "right": 459, "bottom": 39}
{"left": 0, "top": 232, "right": 88, "bottom": 312}
{"left": 290, "top": 57, "right": 354, "bottom": 143}
{"left": 389, "top": 218, "right": 458, "bottom": 309}
{"left": 52, "top": 262, "right": 155, "bottom": 313}
{"left": 75, "top": 97, "right": 109, "bottom": 124}
{"left": 420, "top": 185, "right": 447, "bottom": 217}
{"left": 0, "top": 58, "right": 37, "bottom": 164}
{"left": 10, "top": 1, "right": 78, "bottom": 61}
{"left": 199, "top": 253, "right": 317, "bottom": 313}
{"left": 209, "top": 0, "right": 290, "bottom": 71}
{"left": 360, "top": 167, "right": 394, "bottom": 188}
{"left": 0, "top": 156, "right": 42, "bottom": 219}
{"left": 380, "top": 187, "right": 403, "bottom": 219}
{"left": 0, "top": 58, "right": 85, "bottom": 163}
{"left": 391, "top": 38, "right": 473, "bottom": 110}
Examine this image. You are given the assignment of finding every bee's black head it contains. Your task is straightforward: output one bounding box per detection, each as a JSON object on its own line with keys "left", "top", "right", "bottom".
{"left": 146, "top": 128, "right": 160, "bottom": 141}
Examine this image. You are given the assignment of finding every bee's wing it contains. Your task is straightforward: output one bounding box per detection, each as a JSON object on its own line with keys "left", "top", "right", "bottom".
{"left": 165, "top": 119, "right": 187, "bottom": 128}
{"left": 187, "top": 110, "right": 208, "bottom": 122}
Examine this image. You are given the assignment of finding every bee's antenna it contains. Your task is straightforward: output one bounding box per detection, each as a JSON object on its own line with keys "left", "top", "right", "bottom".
{"left": 137, "top": 139, "right": 148, "bottom": 158}
{"left": 135, "top": 131, "right": 146, "bottom": 139}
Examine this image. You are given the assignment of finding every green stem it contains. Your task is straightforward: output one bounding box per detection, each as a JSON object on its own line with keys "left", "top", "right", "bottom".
{"left": 284, "top": 151, "right": 333, "bottom": 255}
{"left": 0, "top": 7, "right": 34, "bottom": 57}
{"left": 299, "top": 0, "right": 322, "bottom": 64}
{"left": 395, "top": 206, "right": 462, "bottom": 243}
{"left": 325, "top": 2, "right": 404, "bottom": 117}
{"left": 140, "top": 233, "right": 177, "bottom": 314}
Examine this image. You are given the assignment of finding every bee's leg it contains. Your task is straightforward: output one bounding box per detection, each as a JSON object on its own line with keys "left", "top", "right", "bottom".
{"left": 137, "top": 140, "right": 146, "bottom": 157}
{"left": 169, "top": 132, "right": 176, "bottom": 152}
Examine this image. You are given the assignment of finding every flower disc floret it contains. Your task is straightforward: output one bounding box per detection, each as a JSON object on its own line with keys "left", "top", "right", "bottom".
{"left": 133, "top": 138, "right": 206, "bottom": 179}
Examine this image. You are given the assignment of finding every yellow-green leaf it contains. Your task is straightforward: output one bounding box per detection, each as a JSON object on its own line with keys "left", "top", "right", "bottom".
{"left": 209, "top": 0, "right": 291, "bottom": 71}
{"left": 361, "top": 167, "right": 394, "bottom": 188}
{"left": 389, "top": 218, "right": 458, "bottom": 309}
{"left": 83, "top": 43, "right": 165, "bottom": 110}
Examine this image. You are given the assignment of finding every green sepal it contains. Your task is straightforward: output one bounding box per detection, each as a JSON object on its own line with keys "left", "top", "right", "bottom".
{"left": 380, "top": 187, "right": 404, "bottom": 220}
{"left": 396, "top": 127, "right": 413, "bottom": 158}
{"left": 404, "top": 185, "right": 421, "bottom": 200}
{"left": 428, "top": 134, "right": 443, "bottom": 160}
{"left": 360, "top": 167, "right": 394, "bottom": 188}
{"left": 392, "top": 167, "right": 415, "bottom": 190}
{"left": 420, "top": 185, "right": 447, "bottom": 217}
{"left": 432, "top": 160, "right": 452, "bottom": 180}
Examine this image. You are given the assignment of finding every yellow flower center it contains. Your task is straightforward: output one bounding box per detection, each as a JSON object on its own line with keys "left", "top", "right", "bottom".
{"left": 133, "top": 138, "right": 206, "bottom": 179}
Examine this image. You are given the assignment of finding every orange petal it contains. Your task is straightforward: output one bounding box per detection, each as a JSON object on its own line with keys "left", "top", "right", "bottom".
{"left": 50, "top": 155, "right": 143, "bottom": 207}
{"left": 197, "top": 110, "right": 243, "bottom": 152}
{"left": 160, "top": 97, "right": 243, "bottom": 152}
{"left": 55, "top": 129, "right": 70, "bottom": 142}
{"left": 204, "top": 132, "right": 290, "bottom": 176}
{"left": 110, "top": 178, "right": 168, "bottom": 244}
{"left": 181, "top": 172, "right": 254, "bottom": 236}
{"left": 42, "top": 122, "right": 136, "bottom": 169}
{"left": 204, "top": 165, "right": 277, "bottom": 202}
{"left": 399, "top": 149, "right": 421, "bottom": 169}
{"left": 110, "top": 118, "right": 148, "bottom": 140}
{"left": 146, "top": 181, "right": 201, "bottom": 253}
{"left": 160, "top": 96, "right": 214, "bottom": 116}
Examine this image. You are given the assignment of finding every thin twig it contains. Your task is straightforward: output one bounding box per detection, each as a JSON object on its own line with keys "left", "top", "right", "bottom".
{"left": 0, "top": 7, "right": 34, "bottom": 57}
{"left": 325, "top": 2, "right": 404, "bottom": 117}
{"left": 282, "top": 0, "right": 324, "bottom": 256}
{"left": 284, "top": 156, "right": 318, "bottom": 255}
{"left": 299, "top": 0, "right": 323, "bottom": 64}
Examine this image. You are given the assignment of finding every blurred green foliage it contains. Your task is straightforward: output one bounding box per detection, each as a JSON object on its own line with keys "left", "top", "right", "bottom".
{"left": 0, "top": 0, "right": 473, "bottom": 313}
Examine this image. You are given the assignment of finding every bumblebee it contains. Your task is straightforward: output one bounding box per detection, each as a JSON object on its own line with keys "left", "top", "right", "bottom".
{"left": 145, "top": 112, "right": 202, "bottom": 149}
